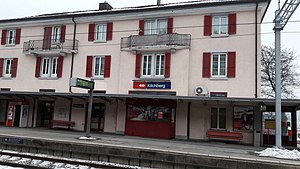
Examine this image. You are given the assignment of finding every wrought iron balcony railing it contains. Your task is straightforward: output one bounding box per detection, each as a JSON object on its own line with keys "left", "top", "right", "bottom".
{"left": 23, "top": 39, "right": 78, "bottom": 56}
{"left": 121, "top": 33, "right": 191, "bottom": 50}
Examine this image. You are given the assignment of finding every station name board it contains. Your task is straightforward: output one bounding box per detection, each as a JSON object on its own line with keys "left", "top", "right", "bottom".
{"left": 70, "top": 78, "right": 94, "bottom": 89}
{"left": 133, "top": 81, "right": 171, "bottom": 89}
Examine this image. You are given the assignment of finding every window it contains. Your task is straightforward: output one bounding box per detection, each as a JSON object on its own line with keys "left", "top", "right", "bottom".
{"left": 3, "top": 58, "right": 13, "bottom": 77}
{"left": 212, "top": 16, "right": 228, "bottom": 35}
{"left": 93, "top": 56, "right": 105, "bottom": 77}
{"left": 142, "top": 54, "right": 164, "bottom": 78}
{"left": 95, "top": 24, "right": 107, "bottom": 41}
{"left": 145, "top": 19, "right": 167, "bottom": 35}
{"left": 211, "top": 53, "right": 227, "bottom": 77}
{"left": 128, "top": 105, "right": 171, "bottom": 122}
{"left": 41, "top": 57, "right": 58, "bottom": 78}
{"left": 211, "top": 107, "right": 226, "bottom": 129}
{"left": 6, "top": 30, "right": 16, "bottom": 45}
{"left": 52, "top": 26, "right": 61, "bottom": 43}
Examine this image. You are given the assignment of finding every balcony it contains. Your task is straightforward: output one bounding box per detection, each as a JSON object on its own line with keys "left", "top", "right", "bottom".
{"left": 121, "top": 33, "right": 191, "bottom": 52}
{"left": 23, "top": 39, "right": 78, "bottom": 56}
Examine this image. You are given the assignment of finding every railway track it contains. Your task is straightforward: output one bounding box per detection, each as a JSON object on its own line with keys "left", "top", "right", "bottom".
{"left": 0, "top": 150, "right": 144, "bottom": 169}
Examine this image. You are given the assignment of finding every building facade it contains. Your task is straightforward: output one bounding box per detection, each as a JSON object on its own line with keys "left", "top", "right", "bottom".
{"left": 2, "top": 0, "right": 295, "bottom": 147}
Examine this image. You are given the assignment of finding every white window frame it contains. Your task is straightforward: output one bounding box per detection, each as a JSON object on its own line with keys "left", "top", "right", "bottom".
{"left": 211, "top": 107, "right": 226, "bottom": 129}
{"left": 40, "top": 57, "right": 58, "bottom": 78}
{"left": 94, "top": 24, "right": 107, "bottom": 42}
{"left": 212, "top": 15, "right": 228, "bottom": 36}
{"left": 52, "top": 26, "right": 61, "bottom": 44}
{"left": 93, "top": 56, "right": 105, "bottom": 78}
{"left": 6, "top": 30, "right": 16, "bottom": 45}
{"left": 211, "top": 53, "right": 227, "bottom": 78}
{"left": 144, "top": 19, "right": 167, "bottom": 35}
{"left": 3, "top": 58, "right": 13, "bottom": 77}
{"left": 141, "top": 53, "right": 165, "bottom": 78}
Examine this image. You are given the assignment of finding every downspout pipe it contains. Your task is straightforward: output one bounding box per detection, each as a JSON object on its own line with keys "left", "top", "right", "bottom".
{"left": 255, "top": 1, "right": 258, "bottom": 98}
{"left": 69, "top": 16, "right": 77, "bottom": 93}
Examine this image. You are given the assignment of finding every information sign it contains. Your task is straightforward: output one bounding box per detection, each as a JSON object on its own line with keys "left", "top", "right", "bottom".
{"left": 70, "top": 78, "right": 94, "bottom": 89}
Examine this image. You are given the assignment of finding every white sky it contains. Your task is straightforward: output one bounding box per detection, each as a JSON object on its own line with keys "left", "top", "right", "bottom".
{"left": 0, "top": 0, "right": 299, "bottom": 96}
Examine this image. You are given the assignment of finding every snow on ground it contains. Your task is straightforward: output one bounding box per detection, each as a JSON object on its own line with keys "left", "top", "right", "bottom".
{"left": 78, "top": 136, "right": 97, "bottom": 140}
{"left": 0, "top": 165, "right": 23, "bottom": 169}
{"left": 255, "top": 147, "right": 300, "bottom": 160}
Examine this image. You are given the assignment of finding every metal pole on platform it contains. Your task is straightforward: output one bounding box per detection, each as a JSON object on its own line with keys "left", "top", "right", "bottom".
{"left": 85, "top": 79, "right": 94, "bottom": 138}
{"left": 274, "top": 9, "right": 282, "bottom": 147}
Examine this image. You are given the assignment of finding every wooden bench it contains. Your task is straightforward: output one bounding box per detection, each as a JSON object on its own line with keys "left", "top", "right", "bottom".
{"left": 51, "top": 120, "right": 75, "bottom": 128}
{"left": 207, "top": 130, "right": 243, "bottom": 141}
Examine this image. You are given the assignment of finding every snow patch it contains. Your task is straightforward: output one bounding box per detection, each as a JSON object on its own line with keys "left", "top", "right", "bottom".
{"left": 78, "top": 136, "right": 97, "bottom": 140}
{"left": 255, "top": 147, "right": 300, "bottom": 160}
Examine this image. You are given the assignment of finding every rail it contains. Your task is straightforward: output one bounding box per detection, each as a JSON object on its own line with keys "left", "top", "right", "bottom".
{"left": 23, "top": 39, "right": 78, "bottom": 54}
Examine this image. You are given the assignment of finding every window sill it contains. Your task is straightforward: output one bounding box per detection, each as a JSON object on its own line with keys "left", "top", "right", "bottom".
{"left": 92, "top": 77, "right": 104, "bottom": 80}
{"left": 210, "top": 77, "right": 228, "bottom": 80}
{"left": 1, "top": 76, "right": 12, "bottom": 80}
{"left": 211, "top": 34, "right": 229, "bottom": 38}
{"left": 5, "top": 44, "right": 16, "bottom": 47}
{"left": 38, "top": 77, "right": 58, "bottom": 80}
{"left": 93, "top": 40, "right": 107, "bottom": 43}
{"left": 139, "top": 76, "right": 165, "bottom": 81}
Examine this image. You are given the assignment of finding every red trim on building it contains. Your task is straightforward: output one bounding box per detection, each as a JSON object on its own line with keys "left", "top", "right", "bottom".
{"left": 88, "top": 24, "right": 95, "bottom": 41}
{"left": 139, "top": 20, "right": 144, "bottom": 35}
{"left": 1, "top": 30, "right": 7, "bottom": 45}
{"left": 104, "top": 55, "right": 111, "bottom": 78}
{"left": 135, "top": 53, "right": 141, "bottom": 78}
{"left": 86, "top": 56, "right": 93, "bottom": 77}
{"left": 57, "top": 56, "right": 64, "bottom": 78}
{"left": 202, "top": 52, "right": 211, "bottom": 78}
{"left": 0, "top": 58, "right": 4, "bottom": 77}
{"left": 15, "top": 29, "right": 21, "bottom": 45}
{"left": 165, "top": 52, "right": 171, "bottom": 78}
{"left": 228, "top": 13, "right": 237, "bottom": 35}
{"left": 106, "top": 22, "right": 113, "bottom": 41}
{"left": 227, "top": 52, "right": 236, "bottom": 78}
{"left": 60, "top": 25, "right": 66, "bottom": 43}
{"left": 204, "top": 15, "right": 212, "bottom": 36}
{"left": 167, "top": 18, "right": 173, "bottom": 34}
{"left": 11, "top": 58, "right": 18, "bottom": 78}
{"left": 35, "top": 57, "right": 41, "bottom": 78}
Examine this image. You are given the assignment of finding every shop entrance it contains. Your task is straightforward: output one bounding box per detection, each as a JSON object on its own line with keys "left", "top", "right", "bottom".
{"left": 37, "top": 101, "right": 54, "bottom": 127}
{"left": 85, "top": 103, "right": 105, "bottom": 132}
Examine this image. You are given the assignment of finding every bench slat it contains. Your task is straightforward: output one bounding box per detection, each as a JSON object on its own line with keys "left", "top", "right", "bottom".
{"left": 207, "top": 130, "right": 243, "bottom": 141}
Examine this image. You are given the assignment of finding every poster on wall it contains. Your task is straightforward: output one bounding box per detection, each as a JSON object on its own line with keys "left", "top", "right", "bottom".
{"left": 234, "top": 106, "right": 254, "bottom": 131}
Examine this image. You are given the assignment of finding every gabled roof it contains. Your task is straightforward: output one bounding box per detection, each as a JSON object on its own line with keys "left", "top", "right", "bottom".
{"left": 0, "top": 0, "right": 271, "bottom": 23}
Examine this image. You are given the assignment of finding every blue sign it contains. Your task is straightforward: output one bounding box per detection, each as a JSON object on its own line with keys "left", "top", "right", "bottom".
{"left": 146, "top": 82, "right": 171, "bottom": 89}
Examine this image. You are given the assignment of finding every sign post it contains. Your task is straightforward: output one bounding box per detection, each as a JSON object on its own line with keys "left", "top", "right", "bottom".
{"left": 70, "top": 78, "right": 95, "bottom": 138}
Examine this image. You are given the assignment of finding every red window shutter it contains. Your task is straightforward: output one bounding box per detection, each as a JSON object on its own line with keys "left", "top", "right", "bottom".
{"left": 11, "top": 58, "right": 18, "bottom": 77}
{"left": 15, "top": 29, "right": 21, "bottom": 45}
{"left": 57, "top": 56, "right": 64, "bottom": 78}
{"left": 35, "top": 57, "right": 41, "bottom": 78}
{"left": 135, "top": 53, "right": 141, "bottom": 78}
{"left": 60, "top": 25, "right": 66, "bottom": 43}
{"left": 204, "top": 15, "right": 212, "bottom": 36}
{"left": 106, "top": 22, "right": 113, "bottom": 41}
{"left": 0, "top": 58, "right": 4, "bottom": 77}
{"left": 139, "top": 20, "right": 144, "bottom": 35}
{"left": 43, "top": 27, "right": 52, "bottom": 49}
{"left": 167, "top": 18, "right": 173, "bottom": 34}
{"left": 86, "top": 56, "right": 93, "bottom": 77}
{"left": 228, "top": 13, "right": 237, "bottom": 35}
{"left": 104, "top": 55, "right": 111, "bottom": 78}
{"left": 88, "top": 24, "right": 95, "bottom": 41}
{"left": 227, "top": 52, "right": 236, "bottom": 78}
{"left": 1, "top": 30, "right": 7, "bottom": 45}
{"left": 165, "top": 52, "right": 171, "bottom": 78}
{"left": 202, "top": 52, "right": 211, "bottom": 78}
